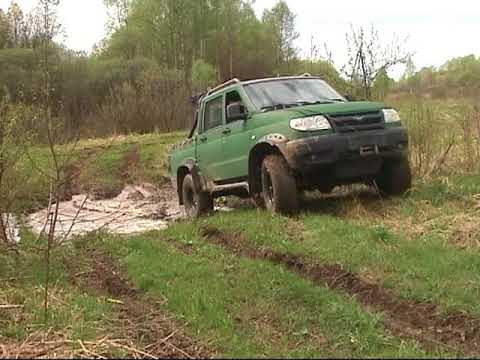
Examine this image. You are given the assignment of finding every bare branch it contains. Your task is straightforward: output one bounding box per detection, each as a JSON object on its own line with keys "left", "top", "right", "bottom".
{"left": 342, "top": 23, "right": 412, "bottom": 99}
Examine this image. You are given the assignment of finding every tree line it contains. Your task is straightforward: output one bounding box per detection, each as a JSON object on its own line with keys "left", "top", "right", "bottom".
{"left": 3, "top": 0, "right": 343, "bottom": 137}
{"left": 395, "top": 55, "right": 480, "bottom": 98}
{"left": 2, "top": 0, "right": 476, "bottom": 139}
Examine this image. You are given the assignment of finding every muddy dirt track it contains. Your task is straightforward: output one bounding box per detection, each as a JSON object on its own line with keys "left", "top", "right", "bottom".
{"left": 65, "top": 249, "right": 214, "bottom": 359}
{"left": 200, "top": 225, "right": 480, "bottom": 356}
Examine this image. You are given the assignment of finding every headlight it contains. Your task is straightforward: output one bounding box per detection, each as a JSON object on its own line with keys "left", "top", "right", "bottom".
{"left": 382, "top": 109, "right": 401, "bottom": 123}
{"left": 290, "top": 115, "right": 331, "bottom": 131}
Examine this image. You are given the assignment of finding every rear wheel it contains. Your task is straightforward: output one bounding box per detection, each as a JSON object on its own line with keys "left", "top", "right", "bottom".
{"left": 182, "top": 174, "right": 213, "bottom": 218}
{"left": 261, "top": 154, "right": 299, "bottom": 215}
{"left": 375, "top": 156, "right": 412, "bottom": 196}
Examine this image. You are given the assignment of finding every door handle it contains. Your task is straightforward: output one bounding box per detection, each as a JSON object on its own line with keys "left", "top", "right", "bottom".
{"left": 222, "top": 128, "right": 231, "bottom": 135}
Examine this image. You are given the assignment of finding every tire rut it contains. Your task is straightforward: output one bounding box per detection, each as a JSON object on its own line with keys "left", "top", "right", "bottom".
{"left": 66, "top": 249, "right": 214, "bottom": 359}
{"left": 200, "top": 225, "right": 480, "bottom": 356}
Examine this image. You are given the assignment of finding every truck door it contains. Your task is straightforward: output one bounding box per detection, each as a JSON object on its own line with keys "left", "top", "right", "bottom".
{"left": 196, "top": 94, "right": 227, "bottom": 183}
{"left": 217, "top": 90, "right": 251, "bottom": 181}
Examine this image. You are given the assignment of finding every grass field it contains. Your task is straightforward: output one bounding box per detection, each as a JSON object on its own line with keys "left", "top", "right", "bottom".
{"left": 1, "top": 103, "right": 480, "bottom": 358}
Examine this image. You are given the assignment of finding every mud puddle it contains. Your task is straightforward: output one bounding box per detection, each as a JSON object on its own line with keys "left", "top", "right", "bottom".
{"left": 25, "top": 183, "right": 235, "bottom": 240}
{"left": 1, "top": 214, "right": 21, "bottom": 243}
{"left": 200, "top": 225, "right": 480, "bottom": 356}
{"left": 27, "top": 183, "right": 183, "bottom": 239}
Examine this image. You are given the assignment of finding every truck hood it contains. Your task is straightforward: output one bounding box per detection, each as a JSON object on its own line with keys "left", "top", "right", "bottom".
{"left": 276, "top": 101, "right": 385, "bottom": 118}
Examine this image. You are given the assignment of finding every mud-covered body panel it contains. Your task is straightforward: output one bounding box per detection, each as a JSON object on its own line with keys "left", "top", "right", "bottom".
{"left": 284, "top": 126, "right": 408, "bottom": 171}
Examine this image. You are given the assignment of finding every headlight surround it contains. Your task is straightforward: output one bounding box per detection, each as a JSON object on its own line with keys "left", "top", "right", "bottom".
{"left": 290, "top": 115, "right": 331, "bottom": 131}
{"left": 382, "top": 109, "right": 401, "bottom": 123}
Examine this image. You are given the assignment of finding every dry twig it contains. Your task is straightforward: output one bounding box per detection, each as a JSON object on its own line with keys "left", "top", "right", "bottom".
{"left": 0, "top": 304, "right": 24, "bottom": 310}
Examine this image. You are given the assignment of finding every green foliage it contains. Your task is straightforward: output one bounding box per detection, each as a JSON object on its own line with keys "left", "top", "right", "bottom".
{"left": 0, "top": 8, "right": 9, "bottom": 49}
{"left": 372, "top": 69, "right": 394, "bottom": 100}
{"left": 396, "top": 54, "right": 480, "bottom": 97}
{"left": 0, "top": 101, "right": 33, "bottom": 217}
{"left": 293, "top": 59, "right": 348, "bottom": 93}
{"left": 191, "top": 59, "right": 217, "bottom": 92}
{"left": 0, "top": 0, "right": 353, "bottom": 137}
{"left": 262, "top": 0, "right": 299, "bottom": 73}
{"left": 99, "top": 0, "right": 305, "bottom": 80}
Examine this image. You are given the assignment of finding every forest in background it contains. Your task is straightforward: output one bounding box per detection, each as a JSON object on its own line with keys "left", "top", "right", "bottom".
{"left": 0, "top": 0, "right": 479, "bottom": 139}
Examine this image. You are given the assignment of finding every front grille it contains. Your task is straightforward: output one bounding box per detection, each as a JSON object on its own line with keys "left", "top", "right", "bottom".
{"left": 328, "top": 111, "right": 384, "bottom": 133}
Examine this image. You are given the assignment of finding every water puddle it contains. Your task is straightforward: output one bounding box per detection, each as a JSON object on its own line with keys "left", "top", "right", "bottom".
{"left": 28, "top": 184, "right": 182, "bottom": 239}
{"left": 1, "top": 214, "right": 21, "bottom": 243}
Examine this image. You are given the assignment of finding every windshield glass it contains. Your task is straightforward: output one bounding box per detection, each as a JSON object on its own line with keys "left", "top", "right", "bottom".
{"left": 244, "top": 78, "right": 344, "bottom": 111}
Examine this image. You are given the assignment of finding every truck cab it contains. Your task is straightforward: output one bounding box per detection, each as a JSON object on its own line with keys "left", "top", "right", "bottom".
{"left": 168, "top": 75, "right": 411, "bottom": 217}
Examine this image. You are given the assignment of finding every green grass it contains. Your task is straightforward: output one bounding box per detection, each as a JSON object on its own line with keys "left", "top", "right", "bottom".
{"left": 0, "top": 233, "right": 113, "bottom": 343}
{"left": 410, "top": 174, "right": 480, "bottom": 206}
{"left": 101, "top": 230, "right": 430, "bottom": 358}
{"left": 190, "top": 200, "right": 480, "bottom": 317}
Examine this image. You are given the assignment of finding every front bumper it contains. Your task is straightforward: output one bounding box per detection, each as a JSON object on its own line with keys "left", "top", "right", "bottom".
{"left": 284, "top": 127, "right": 408, "bottom": 171}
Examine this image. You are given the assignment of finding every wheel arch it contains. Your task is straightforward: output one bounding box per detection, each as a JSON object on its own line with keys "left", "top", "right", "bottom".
{"left": 248, "top": 141, "right": 288, "bottom": 196}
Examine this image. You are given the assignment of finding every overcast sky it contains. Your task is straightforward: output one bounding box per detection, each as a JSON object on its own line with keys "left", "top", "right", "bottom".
{"left": 1, "top": 0, "right": 479, "bottom": 78}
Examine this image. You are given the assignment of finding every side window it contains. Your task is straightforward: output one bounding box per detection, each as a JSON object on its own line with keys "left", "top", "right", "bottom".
{"left": 225, "top": 90, "right": 245, "bottom": 124}
{"left": 203, "top": 96, "right": 224, "bottom": 131}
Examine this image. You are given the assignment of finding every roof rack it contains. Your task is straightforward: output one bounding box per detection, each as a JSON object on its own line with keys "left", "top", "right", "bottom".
{"left": 207, "top": 78, "right": 241, "bottom": 96}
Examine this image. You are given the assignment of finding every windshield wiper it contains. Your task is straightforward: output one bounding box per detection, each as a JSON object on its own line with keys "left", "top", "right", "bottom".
{"left": 297, "top": 100, "right": 333, "bottom": 105}
{"left": 299, "top": 98, "right": 346, "bottom": 105}
{"left": 261, "top": 103, "right": 301, "bottom": 112}
{"left": 261, "top": 98, "right": 346, "bottom": 112}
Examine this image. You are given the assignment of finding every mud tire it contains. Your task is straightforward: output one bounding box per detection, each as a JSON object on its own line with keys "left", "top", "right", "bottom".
{"left": 261, "top": 154, "right": 299, "bottom": 215}
{"left": 182, "top": 174, "right": 213, "bottom": 218}
{"left": 375, "top": 156, "right": 412, "bottom": 196}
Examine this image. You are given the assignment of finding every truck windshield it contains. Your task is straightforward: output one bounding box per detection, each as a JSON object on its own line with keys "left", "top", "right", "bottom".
{"left": 244, "top": 78, "right": 345, "bottom": 111}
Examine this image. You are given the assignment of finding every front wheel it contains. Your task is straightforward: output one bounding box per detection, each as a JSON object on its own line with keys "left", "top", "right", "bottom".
{"left": 261, "top": 154, "right": 299, "bottom": 215}
{"left": 182, "top": 174, "right": 213, "bottom": 219}
{"left": 375, "top": 156, "right": 412, "bottom": 196}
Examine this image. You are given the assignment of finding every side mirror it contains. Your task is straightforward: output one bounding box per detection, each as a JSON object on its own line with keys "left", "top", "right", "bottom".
{"left": 344, "top": 94, "right": 355, "bottom": 102}
{"left": 227, "top": 103, "right": 248, "bottom": 122}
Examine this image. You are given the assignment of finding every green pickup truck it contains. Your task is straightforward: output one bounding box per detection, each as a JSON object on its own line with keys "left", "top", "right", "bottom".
{"left": 168, "top": 75, "right": 411, "bottom": 218}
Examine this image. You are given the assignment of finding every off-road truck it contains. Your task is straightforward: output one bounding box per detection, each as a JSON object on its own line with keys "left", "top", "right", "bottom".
{"left": 168, "top": 75, "right": 411, "bottom": 217}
